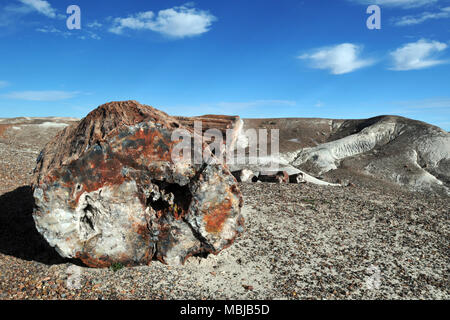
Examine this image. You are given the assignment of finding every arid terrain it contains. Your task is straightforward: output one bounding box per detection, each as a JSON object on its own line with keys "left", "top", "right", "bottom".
{"left": 0, "top": 115, "right": 448, "bottom": 300}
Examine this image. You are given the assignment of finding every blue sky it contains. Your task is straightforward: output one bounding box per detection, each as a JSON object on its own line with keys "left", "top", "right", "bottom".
{"left": 0, "top": 0, "right": 449, "bottom": 130}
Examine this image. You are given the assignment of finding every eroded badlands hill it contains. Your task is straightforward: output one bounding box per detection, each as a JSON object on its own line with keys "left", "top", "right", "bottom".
{"left": 243, "top": 116, "right": 450, "bottom": 195}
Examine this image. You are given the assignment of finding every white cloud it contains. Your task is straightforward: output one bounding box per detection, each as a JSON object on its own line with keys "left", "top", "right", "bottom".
{"left": 109, "top": 5, "right": 217, "bottom": 38}
{"left": 390, "top": 39, "right": 448, "bottom": 70}
{"left": 36, "top": 26, "right": 64, "bottom": 33}
{"left": 36, "top": 26, "right": 101, "bottom": 40}
{"left": 35, "top": 25, "right": 73, "bottom": 38}
{"left": 299, "top": 43, "right": 375, "bottom": 75}
{"left": 349, "top": 0, "right": 438, "bottom": 8}
{"left": 89, "top": 32, "right": 101, "bottom": 40}
{"left": 3, "top": 90, "right": 79, "bottom": 101}
{"left": 87, "top": 21, "right": 103, "bottom": 29}
{"left": 0, "top": 4, "right": 32, "bottom": 27}
{"left": 18, "top": 0, "right": 59, "bottom": 19}
{"left": 0, "top": 81, "right": 9, "bottom": 88}
{"left": 394, "top": 7, "right": 450, "bottom": 26}
{"left": 0, "top": 1, "right": 63, "bottom": 28}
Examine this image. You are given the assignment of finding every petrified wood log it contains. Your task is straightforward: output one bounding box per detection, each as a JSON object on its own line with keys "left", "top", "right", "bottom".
{"left": 32, "top": 101, "right": 244, "bottom": 267}
{"left": 289, "top": 173, "right": 306, "bottom": 184}
{"left": 231, "top": 169, "right": 255, "bottom": 183}
{"left": 257, "top": 171, "right": 289, "bottom": 184}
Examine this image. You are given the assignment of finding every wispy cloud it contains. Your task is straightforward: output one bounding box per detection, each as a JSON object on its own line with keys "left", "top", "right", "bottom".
{"left": 36, "top": 25, "right": 70, "bottom": 36}
{"left": 86, "top": 21, "right": 103, "bottom": 29}
{"left": 0, "top": 81, "right": 9, "bottom": 88}
{"left": 394, "top": 6, "right": 450, "bottom": 26}
{"left": 3, "top": 90, "right": 79, "bottom": 101}
{"left": 18, "top": 0, "right": 63, "bottom": 19}
{"left": 0, "top": 3, "right": 32, "bottom": 27}
{"left": 109, "top": 5, "right": 217, "bottom": 38}
{"left": 85, "top": 31, "right": 101, "bottom": 40}
{"left": 390, "top": 39, "right": 448, "bottom": 70}
{"left": 299, "top": 43, "right": 375, "bottom": 75}
{"left": 0, "top": 0, "right": 63, "bottom": 29}
{"left": 36, "top": 25, "right": 101, "bottom": 40}
{"left": 348, "top": 0, "right": 438, "bottom": 8}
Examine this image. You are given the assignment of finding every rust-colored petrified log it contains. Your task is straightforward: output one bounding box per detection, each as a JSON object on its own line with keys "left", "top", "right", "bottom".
{"left": 32, "top": 100, "right": 244, "bottom": 267}
{"left": 258, "top": 171, "right": 290, "bottom": 184}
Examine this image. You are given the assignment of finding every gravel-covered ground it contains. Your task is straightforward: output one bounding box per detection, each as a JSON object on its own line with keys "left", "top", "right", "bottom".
{"left": 0, "top": 121, "right": 449, "bottom": 300}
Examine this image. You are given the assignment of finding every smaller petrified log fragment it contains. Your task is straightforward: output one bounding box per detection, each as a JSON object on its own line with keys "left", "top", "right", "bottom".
{"left": 258, "top": 171, "right": 289, "bottom": 184}
{"left": 231, "top": 169, "right": 255, "bottom": 183}
{"left": 289, "top": 173, "right": 306, "bottom": 184}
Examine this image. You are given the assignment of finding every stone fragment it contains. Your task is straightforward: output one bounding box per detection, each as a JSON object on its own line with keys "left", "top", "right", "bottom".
{"left": 289, "top": 173, "right": 306, "bottom": 184}
{"left": 231, "top": 169, "right": 256, "bottom": 183}
{"left": 258, "top": 171, "right": 289, "bottom": 184}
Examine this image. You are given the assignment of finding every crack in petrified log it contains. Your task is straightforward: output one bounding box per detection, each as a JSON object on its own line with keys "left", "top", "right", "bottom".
{"left": 32, "top": 101, "right": 244, "bottom": 267}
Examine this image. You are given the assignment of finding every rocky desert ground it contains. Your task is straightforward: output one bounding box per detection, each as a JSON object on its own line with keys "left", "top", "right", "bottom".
{"left": 0, "top": 114, "right": 448, "bottom": 300}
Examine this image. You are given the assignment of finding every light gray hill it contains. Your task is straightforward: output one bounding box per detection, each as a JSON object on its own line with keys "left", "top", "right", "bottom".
{"left": 242, "top": 116, "right": 450, "bottom": 195}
